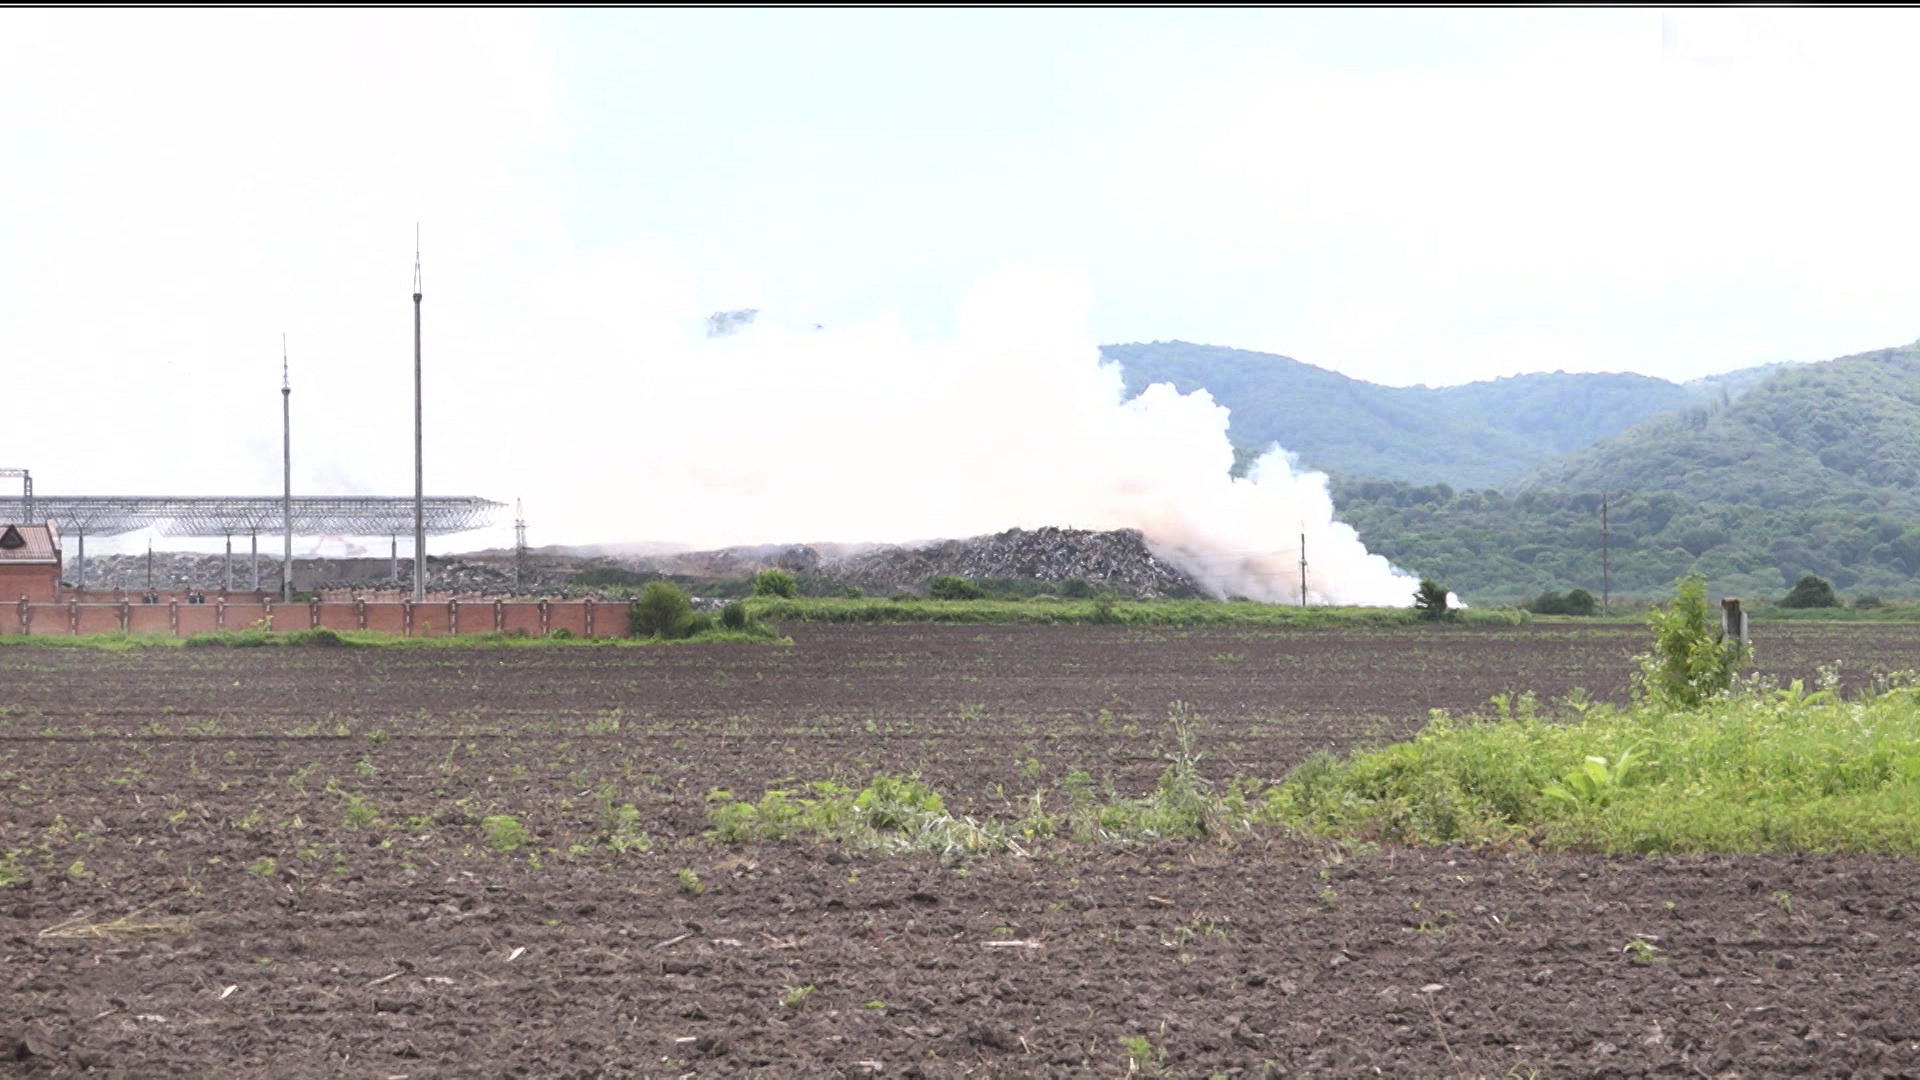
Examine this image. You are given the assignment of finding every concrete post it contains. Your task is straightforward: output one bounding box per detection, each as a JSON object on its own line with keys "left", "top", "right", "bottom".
{"left": 1721, "top": 598, "right": 1749, "bottom": 649}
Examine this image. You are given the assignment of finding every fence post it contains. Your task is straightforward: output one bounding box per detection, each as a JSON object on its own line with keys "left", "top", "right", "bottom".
{"left": 585, "top": 598, "right": 595, "bottom": 638}
{"left": 402, "top": 600, "right": 414, "bottom": 637}
{"left": 448, "top": 599, "right": 460, "bottom": 636}
{"left": 539, "top": 599, "right": 550, "bottom": 635}
{"left": 68, "top": 598, "right": 79, "bottom": 635}
{"left": 119, "top": 600, "right": 130, "bottom": 633}
{"left": 1721, "top": 598, "right": 1749, "bottom": 649}
{"left": 169, "top": 600, "right": 179, "bottom": 637}
{"left": 357, "top": 598, "right": 368, "bottom": 631}
{"left": 216, "top": 599, "right": 226, "bottom": 631}
{"left": 18, "top": 595, "right": 30, "bottom": 635}
{"left": 494, "top": 599, "right": 505, "bottom": 632}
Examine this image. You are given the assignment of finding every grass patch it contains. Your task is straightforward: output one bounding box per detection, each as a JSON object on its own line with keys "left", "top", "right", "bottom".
{"left": 707, "top": 773, "right": 1015, "bottom": 856}
{"left": 742, "top": 596, "right": 1531, "bottom": 627}
{"left": 1266, "top": 678, "right": 1920, "bottom": 853}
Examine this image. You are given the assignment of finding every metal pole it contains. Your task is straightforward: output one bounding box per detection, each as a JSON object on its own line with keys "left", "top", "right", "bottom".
{"left": 223, "top": 532, "right": 233, "bottom": 593}
{"left": 390, "top": 535, "right": 399, "bottom": 584}
{"left": 1601, "top": 493, "right": 1611, "bottom": 617}
{"left": 1298, "top": 529, "right": 1308, "bottom": 607}
{"left": 250, "top": 531, "right": 260, "bottom": 592}
{"left": 76, "top": 528, "right": 85, "bottom": 592}
{"left": 283, "top": 337, "right": 294, "bottom": 603}
{"left": 412, "top": 233, "right": 426, "bottom": 603}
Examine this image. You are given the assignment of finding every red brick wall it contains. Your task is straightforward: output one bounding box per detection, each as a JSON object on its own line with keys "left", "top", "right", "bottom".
{"left": 0, "top": 564, "right": 59, "bottom": 604}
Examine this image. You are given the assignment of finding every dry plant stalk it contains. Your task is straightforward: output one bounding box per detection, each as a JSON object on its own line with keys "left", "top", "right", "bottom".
{"left": 39, "top": 907, "right": 192, "bottom": 941}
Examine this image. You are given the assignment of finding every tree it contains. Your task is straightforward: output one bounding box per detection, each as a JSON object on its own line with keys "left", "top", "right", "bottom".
{"left": 1564, "top": 588, "right": 1597, "bottom": 616}
{"left": 1412, "top": 579, "right": 1452, "bottom": 621}
{"left": 1779, "top": 574, "right": 1839, "bottom": 609}
{"left": 752, "top": 568, "right": 799, "bottom": 598}
{"left": 630, "top": 581, "right": 694, "bottom": 638}
{"left": 1634, "top": 575, "right": 1749, "bottom": 709}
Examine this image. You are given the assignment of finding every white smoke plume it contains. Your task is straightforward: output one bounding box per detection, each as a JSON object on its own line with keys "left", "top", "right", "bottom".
{"left": 509, "top": 267, "right": 1419, "bottom": 606}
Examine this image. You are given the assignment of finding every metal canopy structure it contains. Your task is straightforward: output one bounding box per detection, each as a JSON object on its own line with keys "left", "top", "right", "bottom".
{"left": 0, "top": 496, "right": 502, "bottom": 539}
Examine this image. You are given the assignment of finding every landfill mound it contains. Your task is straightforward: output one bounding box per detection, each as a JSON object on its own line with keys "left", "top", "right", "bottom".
{"left": 829, "top": 527, "right": 1203, "bottom": 598}
{"left": 72, "top": 527, "right": 1207, "bottom": 599}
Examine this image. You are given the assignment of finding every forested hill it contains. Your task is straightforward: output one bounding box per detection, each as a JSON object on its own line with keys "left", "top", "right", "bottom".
{"left": 1104, "top": 341, "right": 1715, "bottom": 488}
{"left": 1337, "top": 344, "right": 1920, "bottom": 602}
{"left": 1520, "top": 343, "right": 1920, "bottom": 515}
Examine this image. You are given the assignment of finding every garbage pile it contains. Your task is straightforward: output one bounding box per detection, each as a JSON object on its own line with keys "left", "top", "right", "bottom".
{"left": 830, "top": 527, "right": 1202, "bottom": 598}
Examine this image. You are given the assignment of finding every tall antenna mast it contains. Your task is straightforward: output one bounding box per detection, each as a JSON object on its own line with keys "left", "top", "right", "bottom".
{"left": 412, "top": 226, "right": 426, "bottom": 603}
{"left": 282, "top": 335, "right": 294, "bottom": 602}
{"left": 514, "top": 498, "right": 528, "bottom": 592}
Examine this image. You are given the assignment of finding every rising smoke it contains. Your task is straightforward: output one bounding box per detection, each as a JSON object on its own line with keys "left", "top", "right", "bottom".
{"left": 536, "top": 268, "right": 1419, "bottom": 606}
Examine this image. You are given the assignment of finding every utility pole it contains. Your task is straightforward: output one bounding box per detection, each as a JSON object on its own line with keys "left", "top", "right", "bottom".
{"left": 412, "top": 228, "right": 426, "bottom": 603}
{"left": 1298, "top": 527, "right": 1308, "bottom": 608}
{"left": 1601, "top": 492, "right": 1611, "bottom": 617}
{"left": 282, "top": 336, "right": 294, "bottom": 602}
{"left": 514, "top": 498, "right": 528, "bottom": 592}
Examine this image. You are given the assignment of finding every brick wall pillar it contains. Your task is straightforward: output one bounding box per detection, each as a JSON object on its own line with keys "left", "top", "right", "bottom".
{"left": 538, "top": 599, "right": 550, "bottom": 635}
{"left": 493, "top": 599, "right": 505, "bottom": 632}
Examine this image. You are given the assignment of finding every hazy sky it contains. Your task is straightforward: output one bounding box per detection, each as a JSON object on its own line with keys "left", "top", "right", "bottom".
{"left": 5, "top": 9, "right": 1920, "bottom": 549}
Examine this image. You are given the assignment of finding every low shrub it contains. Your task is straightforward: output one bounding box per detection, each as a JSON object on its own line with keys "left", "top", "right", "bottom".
{"left": 929, "top": 575, "right": 985, "bottom": 600}
{"left": 630, "top": 581, "right": 694, "bottom": 639}
{"left": 752, "top": 569, "right": 800, "bottom": 599}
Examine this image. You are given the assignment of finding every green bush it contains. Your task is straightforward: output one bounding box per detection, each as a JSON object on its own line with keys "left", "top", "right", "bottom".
{"left": 928, "top": 575, "right": 985, "bottom": 600}
{"left": 1636, "top": 575, "right": 1749, "bottom": 709}
{"left": 1853, "top": 594, "right": 1887, "bottom": 610}
{"left": 1059, "top": 578, "right": 1094, "bottom": 599}
{"left": 1527, "top": 588, "right": 1598, "bottom": 616}
{"left": 1412, "top": 578, "right": 1453, "bottom": 621}
{"left": 720, "top": 601, "right": 749, "bottom": 630}
{"left": 630, "top": 581, "right": 694, "bottom": 639}
{"left": 1780, "top": 574, "right": 1840, "bottom": 609}
{"left": 752, "top": 569, "right": 799, "bottom": 599}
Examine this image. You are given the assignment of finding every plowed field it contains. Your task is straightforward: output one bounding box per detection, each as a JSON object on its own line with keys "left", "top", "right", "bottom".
{"left": 4, "top": 623, "right": 1919, "bottom": 1077}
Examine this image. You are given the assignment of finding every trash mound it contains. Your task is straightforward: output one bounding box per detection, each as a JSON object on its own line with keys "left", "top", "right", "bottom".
{"left": 831, "top": 527, "right": 1204, "bottom": 598}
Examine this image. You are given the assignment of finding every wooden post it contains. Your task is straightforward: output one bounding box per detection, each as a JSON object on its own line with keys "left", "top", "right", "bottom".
{"left": 1721, "top": 598, "right": 1748, "bottom": 649}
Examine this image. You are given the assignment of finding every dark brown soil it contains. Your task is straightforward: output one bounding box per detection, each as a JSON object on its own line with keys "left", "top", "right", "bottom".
{"left": 4, "top": 623, "right": 1919, "bottom": 1077}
